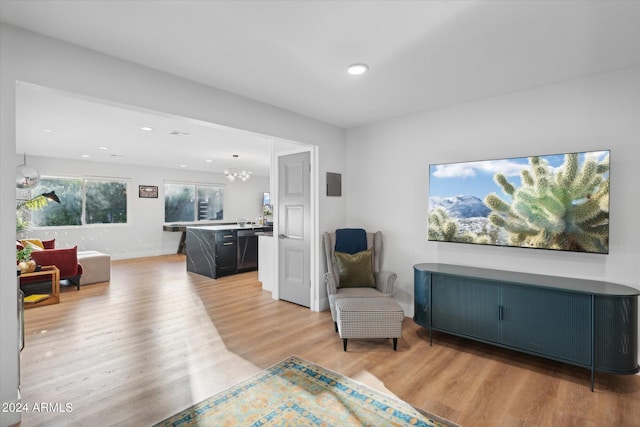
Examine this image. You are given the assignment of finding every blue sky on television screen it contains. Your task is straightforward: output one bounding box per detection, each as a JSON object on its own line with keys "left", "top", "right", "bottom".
{"left": 429, "top": 150, "right": 609, "bottom": 201}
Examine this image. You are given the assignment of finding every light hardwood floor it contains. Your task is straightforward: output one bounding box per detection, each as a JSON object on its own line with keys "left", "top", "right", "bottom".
{"left": 18, "top": 255, "right": 640, "bottom": 426}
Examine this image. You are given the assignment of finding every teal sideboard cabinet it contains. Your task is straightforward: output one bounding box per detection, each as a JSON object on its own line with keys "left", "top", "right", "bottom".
{"left": 413, "top": 263, "right": 639, "bottom": 390}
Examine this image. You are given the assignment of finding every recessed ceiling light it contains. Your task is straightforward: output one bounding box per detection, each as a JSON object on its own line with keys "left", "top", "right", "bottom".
{"left": 98, "top": 146, "right": 109, "bottom": 150}
{"left": 347, "top": 63, "right": 369, "bottom": 75}
{"left": 179, "top": 164, "right": 187, "bottom": 168}
{"left": 206, "top": 159, "right": 213, "bottom": 163}
{"left": 43, "top": 129, "right": 53, "bottom": 133}
{"left": 81, "top": 154, "right": 90, "bottom": 158}
{"left": 141, "top": 126, "right": 153, "bottom": 131}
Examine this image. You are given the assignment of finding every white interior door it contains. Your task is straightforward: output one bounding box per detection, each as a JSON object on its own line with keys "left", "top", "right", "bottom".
{"left": 278, "top": 151, "right": 310, "bottom": 307}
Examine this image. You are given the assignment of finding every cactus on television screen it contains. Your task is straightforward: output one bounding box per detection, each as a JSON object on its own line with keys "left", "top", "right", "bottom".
{"left": 428, "top": 150, "right": 610, "bottom": 254}
{"left": 484, "top": 152, "right": 609, "bottom": 253}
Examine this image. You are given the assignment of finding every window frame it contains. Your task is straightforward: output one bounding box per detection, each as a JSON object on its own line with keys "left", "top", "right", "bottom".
{"left": 163, "top": 181, "right": 227, "bottom": 224}
{"left": 24, "top": 175, "right": 131, "bottom": 229}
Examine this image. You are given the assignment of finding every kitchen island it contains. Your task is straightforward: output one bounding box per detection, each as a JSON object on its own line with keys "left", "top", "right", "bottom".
{"left": 186, "top": 225, "right": 271, "bottom": 279}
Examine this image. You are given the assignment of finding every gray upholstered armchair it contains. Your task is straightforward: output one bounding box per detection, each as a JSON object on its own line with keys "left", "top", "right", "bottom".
{"left": 323, "top": 230, "right": 397, "bottom": 330}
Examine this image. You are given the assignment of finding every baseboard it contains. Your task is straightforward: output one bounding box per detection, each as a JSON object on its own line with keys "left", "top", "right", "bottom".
{"left": 317, "top": 295, "right": 329, "bottom": 312}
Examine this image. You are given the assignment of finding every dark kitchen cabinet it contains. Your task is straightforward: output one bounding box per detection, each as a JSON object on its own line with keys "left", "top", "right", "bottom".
{"left": 186, "top": 227, "right": 236, "bottom": 279}
{"left": 214, "top": 230, "right": 236, "bottom": 277}
{"left": 186, "top": 227, "right": 262, "bottom": 279}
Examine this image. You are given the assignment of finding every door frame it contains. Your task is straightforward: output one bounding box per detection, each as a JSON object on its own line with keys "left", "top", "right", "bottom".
{"left": 271, "top": 142, "right": 319, "bottom": 311}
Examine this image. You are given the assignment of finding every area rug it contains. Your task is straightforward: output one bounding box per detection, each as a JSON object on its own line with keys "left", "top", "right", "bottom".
{"left": 154, "top": 355, "right": 458, "bottom": 427}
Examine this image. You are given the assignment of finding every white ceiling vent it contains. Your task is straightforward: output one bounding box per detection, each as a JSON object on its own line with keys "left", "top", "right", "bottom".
{"left": 168, "top": 130, "right": 191, "bottom": 137}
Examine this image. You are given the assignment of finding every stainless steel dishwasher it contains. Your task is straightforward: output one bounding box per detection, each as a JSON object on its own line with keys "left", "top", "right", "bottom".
{"left": 236, "top": 228, "right": 259, "bottom": 272}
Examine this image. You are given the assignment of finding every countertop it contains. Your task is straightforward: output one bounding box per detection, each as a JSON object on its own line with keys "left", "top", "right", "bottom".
{"left": 187, "top": 224, "right": 273, "bottom": 235}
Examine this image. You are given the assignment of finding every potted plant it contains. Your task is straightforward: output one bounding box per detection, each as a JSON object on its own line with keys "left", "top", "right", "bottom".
{"left": 16, "top": 211, "right": 30, "bottom": 234}
{"left": 17, "top": 246, "right": 36, "bottom": 273}
{"left": 16, "top": 191, "right": 61, "bottom": 234}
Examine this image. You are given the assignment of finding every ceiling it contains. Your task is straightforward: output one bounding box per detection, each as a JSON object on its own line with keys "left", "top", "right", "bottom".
{"left": 2, "top": 1, "right": 640, "bottom": 172}
{"left": 15, "top": 82, "right": 278, "bottom": 176}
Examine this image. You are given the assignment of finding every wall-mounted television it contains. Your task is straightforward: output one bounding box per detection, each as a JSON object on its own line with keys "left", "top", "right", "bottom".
{"left": 428, "top": 150, "right": 610, "bottom": 254}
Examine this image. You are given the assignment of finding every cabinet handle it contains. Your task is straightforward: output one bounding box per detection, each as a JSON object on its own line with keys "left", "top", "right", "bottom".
{"left": 223, "top": 242, "right": 234, "bottom": 246}
{"left": 498, "top": 305, "right": 504, "bottom": 321}
{"left": 223, "top": 234, "right": 233, "bottom": 238}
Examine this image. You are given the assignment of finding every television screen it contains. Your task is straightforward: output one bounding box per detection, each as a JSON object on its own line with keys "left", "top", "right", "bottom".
{"left": 428, "top": 150, "right": 610, "bottom": 254}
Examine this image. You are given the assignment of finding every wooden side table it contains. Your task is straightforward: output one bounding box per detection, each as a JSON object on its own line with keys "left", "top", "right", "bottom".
{"left": 19, "top": 265, "right": 60, "bottom": 309}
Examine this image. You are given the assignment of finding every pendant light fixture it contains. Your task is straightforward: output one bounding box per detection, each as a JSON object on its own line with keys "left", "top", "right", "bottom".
{"left": 16, "top": 154, "right": 41, "bottom": 189}
{"left": 224, "top": 154, "right": 252, "bottom": 182}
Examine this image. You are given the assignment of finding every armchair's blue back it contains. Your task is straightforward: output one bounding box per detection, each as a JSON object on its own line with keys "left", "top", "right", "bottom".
{"left": 335, "top": 228, "right": 367, "bottom": 254}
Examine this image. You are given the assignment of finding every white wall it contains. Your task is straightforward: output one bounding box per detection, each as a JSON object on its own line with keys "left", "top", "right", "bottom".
{"left": 16, "top": 155, "right": 270, "bottom": 259}
{"left": 1, "top": 23, "right": 346, "bottom": 427}
{"left": 346, "top": 67, "right": 640, "bottom": 357}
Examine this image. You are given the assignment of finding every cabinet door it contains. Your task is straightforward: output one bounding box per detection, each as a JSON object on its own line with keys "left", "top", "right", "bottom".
{"left": 594, "top": 295, "right": 639, "bottom": 373}
{"left": 502, "top": 285, "right": 591, "bottom": 365}
{"left": 237, "top": 234, "right": 258, "bottom": 271}
{"left": 413, "top": 269, "right": 431, "bottom": 328}
{"left": 215, "top": 241, "right": 236, "bottom": 276}
{"left": 432, "top": 274, "right": 501, "bottom": 342}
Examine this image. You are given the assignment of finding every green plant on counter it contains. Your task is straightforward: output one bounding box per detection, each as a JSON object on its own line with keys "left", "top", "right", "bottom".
{"left": 484, "top": 152, "right": 609, "bottom": 252}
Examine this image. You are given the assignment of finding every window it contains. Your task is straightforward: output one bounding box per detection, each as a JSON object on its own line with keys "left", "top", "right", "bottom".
{"left": 164, "top": 183, "right": 224, "bottom": 223}
{"left": 85, "top": 180, "right": 128, "bottom": 224}
{"left": 28, "top": 177, "right": 128, "bottom": 227}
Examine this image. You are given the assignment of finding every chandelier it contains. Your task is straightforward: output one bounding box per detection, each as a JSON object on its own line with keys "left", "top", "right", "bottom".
{"left": 224, "top": 168, "right": 252, "bottom": 182}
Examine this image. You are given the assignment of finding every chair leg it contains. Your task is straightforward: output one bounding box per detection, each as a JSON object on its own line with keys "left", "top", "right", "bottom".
{"left": 343, "top": 338, "right": 348, "bottom": 352}
{"left": 335, "top": 322, "right": 338, "bottom": 332}
{"left": 393, "top": 338, "right": 398, "bottom": 351}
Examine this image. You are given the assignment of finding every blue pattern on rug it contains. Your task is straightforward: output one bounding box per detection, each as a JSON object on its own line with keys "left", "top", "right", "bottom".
{"left": 154, "top": 356, "right": 455, "bottom": 427}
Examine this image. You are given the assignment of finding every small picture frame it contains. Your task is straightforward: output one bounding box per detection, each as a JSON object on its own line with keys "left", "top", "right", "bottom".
{"left": 139, "top": 185, "right": 158, "bottom": 198}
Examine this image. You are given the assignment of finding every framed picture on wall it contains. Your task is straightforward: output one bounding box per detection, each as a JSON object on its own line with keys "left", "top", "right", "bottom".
{"left": 326, "top": 172, "right": 342, "bottom": 197}
{"left": 139, "top": 185, "right": 158, "bottom": 198}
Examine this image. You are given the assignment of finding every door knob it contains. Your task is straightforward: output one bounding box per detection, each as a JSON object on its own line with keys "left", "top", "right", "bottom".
{"left": 278, "top": 234, "right": 288, "bottom": 239}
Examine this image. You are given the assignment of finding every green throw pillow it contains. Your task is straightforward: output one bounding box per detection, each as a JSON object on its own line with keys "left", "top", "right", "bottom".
{"left": 335, "top": 249, "right": 375, "bottom": 288}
